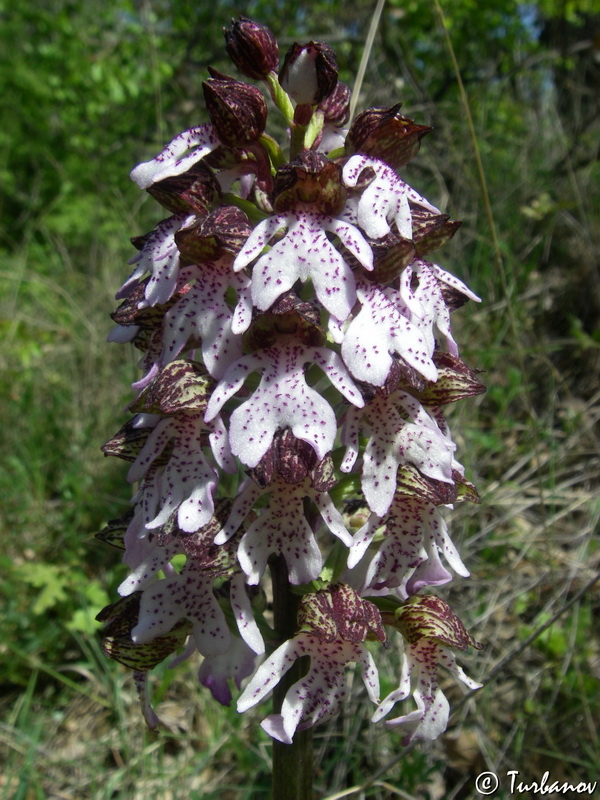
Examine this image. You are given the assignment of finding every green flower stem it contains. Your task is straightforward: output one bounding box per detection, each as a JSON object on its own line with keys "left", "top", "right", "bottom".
{"left": 259, "top": 132, "right": 287, "bottom": 169}
{"left": 304, "top": 110, "right": 324, "bottom": 150}
{"left": 270, "top": 554, "right": 313, "bottom": 800}
{"left": 289, "top": 122, "right": 308, "bottom": 159}
{"left": 222, "top": 193, "right": 270, "bottom": 224}
{"left": 265, "top": 72, "right": 295, "bottom": 123}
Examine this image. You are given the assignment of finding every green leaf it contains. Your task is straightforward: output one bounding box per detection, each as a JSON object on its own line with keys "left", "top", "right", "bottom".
{"left": 16, "top": 563, "right": 69, "bottom": 614}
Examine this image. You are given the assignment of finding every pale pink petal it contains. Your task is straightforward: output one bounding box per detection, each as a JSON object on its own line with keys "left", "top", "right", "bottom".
{"left": 233, "top": 214, "right": 287, "bottom": 271}
{"left": 233, "top": 209, "right": 372, "bottom": 322}
{"left": 127, "top": 416, "right": 218, "bottom": 533}
{"left": 210, "top": 344, "right": 362, "bottom": 469}
{"left": 160, "top": 261, "right": 247, "bottom": 378}
{"left": 230, "top": 572, "right": 265, "bottom": 654}
{"left": 341, "top": 283, "right": 438, "bottom": 385}
{"left": 204, "top": 354, "right": 263, "bottom": 423}
{"left": 120, "top": 215, "right": 195, "bottom": 306}
{"left": 237, "top": 480, "right": 317, "bottom": 583}
{"left": 237, "top": 638, "right": 302, "bottom": 713}
{"left": 199, "top": 636, "right": 257, "bottom": 706}
{"left": 343, "top": 155, "right": 413, "bottom": 239}
{"left": 375, "top": 639, "right": 481, "bottom": 744}
{"left": 344, "top": 392, "right": 455, "bottom": 517}
{"left": 214, "top": 480, "right": 264, "bottom": 545}
{"left": 238, "top": 633, "right": 379, "bottom": 744}
{"left": 432, "top": 262, "right": 481, "bottom": 303}
{"left": 118, "top": 539, "right": 180, "bottom": 596}
{"left": 132, "top": 562, "right": 231, "bottom": 656}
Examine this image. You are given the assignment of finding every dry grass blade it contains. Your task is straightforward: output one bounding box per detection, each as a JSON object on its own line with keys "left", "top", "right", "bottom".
{"left": 349, "top": 0, "right": 386, "bottom": 123}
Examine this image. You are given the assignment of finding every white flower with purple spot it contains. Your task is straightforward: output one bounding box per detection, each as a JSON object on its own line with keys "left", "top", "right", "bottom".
{"left": 215, "top": 475, "right": 352, "bottom": 585}
{"left": 232, "top": 208, "right": 373, "bottom": 325}
{"left": 205, "top": 342, "right": 364, "bottom": 468}
{"left": 127, "top": 414, "right": 218, "bottom": 533}
{"left": 159, "top": 261, "right": 252, "bottom": 378}
{"left": 238, "top": 633, "right": 379, "bottom": 744}
{"left": 432, "top": 261, "right": 482, "bottom": 305}
{"left": 118, "top": 525, "right": 264, "bottom": 654}
{"left": 399, "top": 259, "right": 481, "bottom": 359}
{"left": 341, "top": 282, "right": 438, "bottom": 385}
{"left": 199, "top": 636, "right": 258, "bottom": 706}
{"left": 130, "top": 559, "right": 231, "bottom": 656}
{"left": 341, "top": 391, "right": 456, "bottom": 517}
{"left": 373, "top": 637, "right": 481, "bottom": 744}
{"left": 237, "top": 584, "right": 384, "bottom": 743}
{"left": 342, "top": 155, "right": 439, "bottom": 240}
{"left": 349, "top": 499, "right": 469, "bottom": 596}
{"left": 117, "top": 215, "right": 196, "bottom": 306}
{"left": 130, "top": 124, "right": 220, "bottom": 190}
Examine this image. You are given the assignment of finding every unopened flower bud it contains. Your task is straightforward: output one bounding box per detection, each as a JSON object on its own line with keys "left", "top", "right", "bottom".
{"left": 411, "top": 208, "right": 462, "bottom": 256}
{"left": 98, "top": 594, "right": 191, "bottom": 671}
{"left": 273, "top": 151, "right": 345, "bottom": 215}
{"left": 367, "top": 232, "right": 416, "bottom": 285}
{"left": 146, "top": 162, "right": 221, "bottom": 215}
{"left": 101, "top": 417, "right": 155, "bottom": 462}
{"left": 393, "top": 595, "right": 483, "bottom": 651}
{"left": 243, "top": 292, "right": 324, "bottom": 352}
{"left": 175, "top": 205, "right": 252, "bottom": 262}
{"left": 129, "top": 359, "right": 215, "bottom": 416}
{"left": 203, "top": 74, "right": 267, "bottom": 148}
{"left": 318, "top": 81, "right": 351, "bottom": 127}
{"left": 346, "top": 104, "right": 432, "bottom": 169}
{"left": 418, "top": 352, "right": 486, "bottom": 407}
{"left": 224, "top": 16, "right": 279, "bottom": 80}
{"left": 249, "top": 428, "right": 334, "bottom": 489}
{"left": 279, "top": 41, "right": 338, "bottom": 105}
{"left": 297, "top": 584, "right": 386, "bottom": 644}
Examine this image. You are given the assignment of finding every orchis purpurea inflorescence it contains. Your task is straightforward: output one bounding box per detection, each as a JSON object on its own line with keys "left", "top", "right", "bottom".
{"left": 97, "top": 16, "right": 485, "bottom": 750}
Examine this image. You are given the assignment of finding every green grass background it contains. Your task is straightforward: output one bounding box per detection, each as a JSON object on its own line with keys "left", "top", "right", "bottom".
{"left": 1, "top": 1, "right": 598, "bottom": 798}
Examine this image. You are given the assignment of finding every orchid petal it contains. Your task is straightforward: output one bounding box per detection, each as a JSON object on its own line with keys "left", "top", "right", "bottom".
{"left": 199, "top": 636, "right": 257, "bottom": 706}
{"left": 233, "top": 214, "right": 287, "bottom": 271}
{"left": 432, "top": 262, "right": 481, "bottom": 303}
{"left": 214, "top": 480, "right": 264, "bottom": 545}
{"left": 342, "top": 283, "right": 438, "bottom": 385}
{"left": 234, "top": 209, "right": 372, "bottom": 322}
{"left": 130, "top": 125, "right": 220, "bottom": 189}
{"left": 374, "top": 638, "right": 481, "bottom": 744}
{"left": 122, "top": 215, "right": 195, "bottom": 306}
{"left": 230, "top": 572, "right": 265, "bottom": 654}
{"left": 209, "top": 344, "right": 362, "bottom": 469}
{"left": 343, "top": 155, "right": 413, "bottom": 239}
{"left": 343, "top": 392, "right": 455, "bottom": 517}
{"left": 238, "top": 632, "right": 379, "bottom": 744}
{"left": 160, "top": 261, "right": 247, "bottom": 378}
{"left": 237, "top": 637, "right": 301, "bottom": 713}
{"left": 127, "top": 416, "right": 218, "bottom": 533}
{"left": 132, "top": 562, "right": 230, "bottom": 656}
{"left": 238, "top": 499, "right": 323, "bottom": 584}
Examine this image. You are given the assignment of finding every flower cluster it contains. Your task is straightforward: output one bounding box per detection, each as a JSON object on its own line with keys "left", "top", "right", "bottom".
{"left": 98, "top": 16, "right": 484, "bottom": 746}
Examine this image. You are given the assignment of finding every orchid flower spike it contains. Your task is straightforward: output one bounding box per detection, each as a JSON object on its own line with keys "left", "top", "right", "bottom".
{"left": 98, "top": 15, "right": 485, "bottom": 752}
